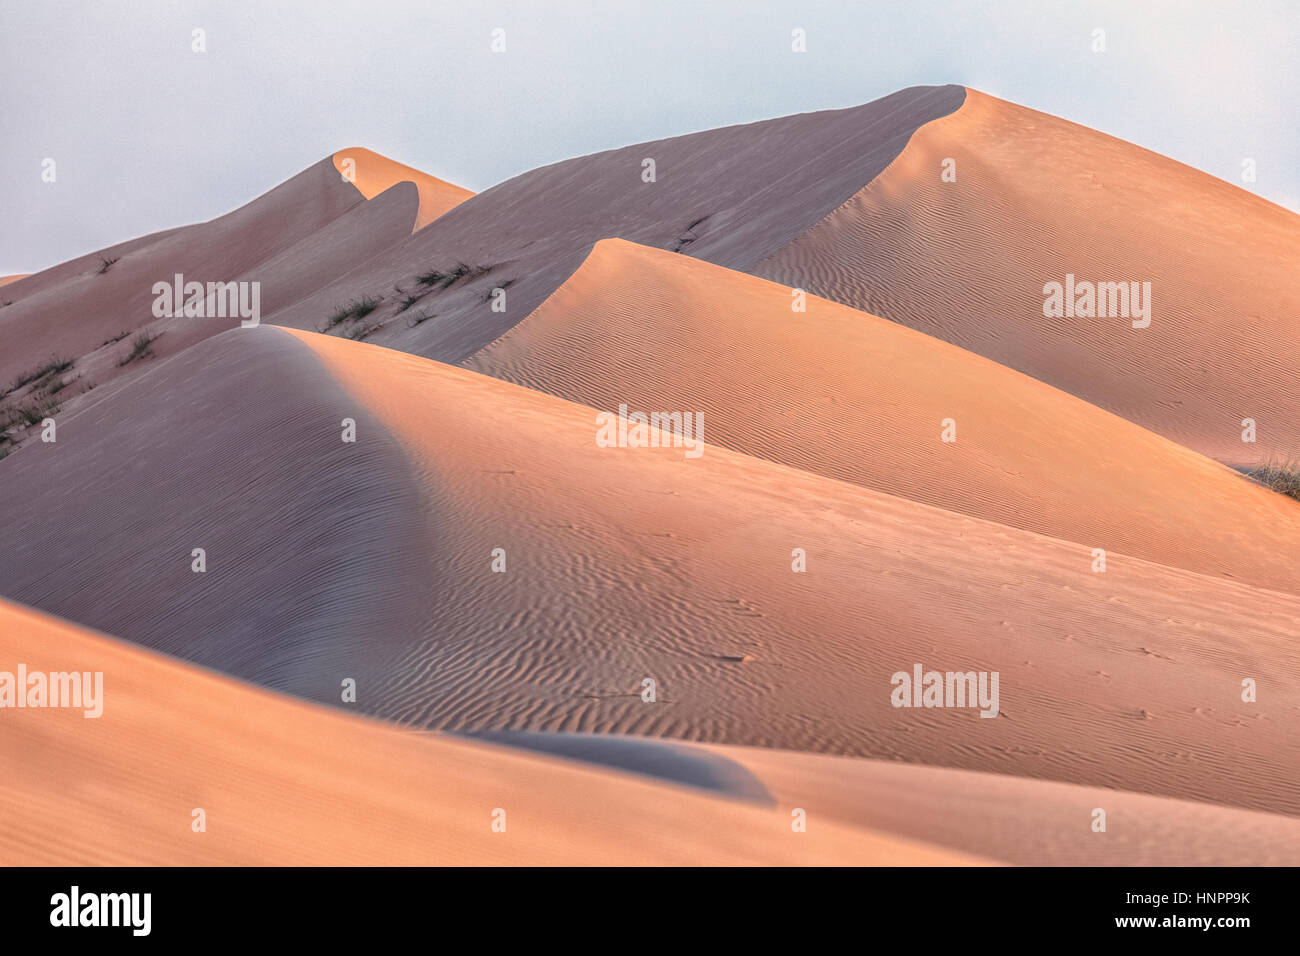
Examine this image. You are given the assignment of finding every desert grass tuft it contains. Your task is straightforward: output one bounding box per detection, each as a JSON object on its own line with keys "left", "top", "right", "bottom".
{"left": 1244, "top": 454, "right": 1300, "bottom": 502}
{"left": 325, "top": 295, "right": 382, "bottom": 329}
{"left": 6, "top": 355, "right": 73, "bottom": 397}
{"left": 118, "top": 330, "right": 160, "bottom": 367}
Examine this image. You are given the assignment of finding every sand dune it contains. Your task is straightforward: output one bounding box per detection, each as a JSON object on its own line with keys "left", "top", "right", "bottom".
{"left": 6, "top": 591, "right": 1293, "bottom": 865}
{"left": 466, "top": 238, "right": 1300, "bottom": 596}
{"left": 262, "top": 86, "right": 965, "bottom": 360}
{"left": 5, "top": 326, "right": 1296, "bottom": 817}
{"left": 0, "top": 599, "right": 981, "bottom": 865}
{"left": 0, "top": 274, "right": 28, "bottom": 288}
{"left": 333, "top": 147, "right": 474, "bottom": 230}
{"left": 754, "top": 88, "right": 1300, "bottom": 466}
{"left": 0, "top": 328, "right": 432, "bottom": 700}
{"left": 690, "top": 742, "right": 1300, "bottom": 866}
{"left": 5, "top": 85, "right": 1299, "bottom": 867}
{"left": 0, "top": 158, "right": 429, "bottom": 453}
{"left": 0, "top": 157, "right": 361, "bottom": 384}
{"left": 472, "top": 732, "right": 1300, "bottom": 866}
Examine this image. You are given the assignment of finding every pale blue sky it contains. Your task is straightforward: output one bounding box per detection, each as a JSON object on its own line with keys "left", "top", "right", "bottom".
{"left": 2, "top": 0, "right": 1296, "bottom": 274}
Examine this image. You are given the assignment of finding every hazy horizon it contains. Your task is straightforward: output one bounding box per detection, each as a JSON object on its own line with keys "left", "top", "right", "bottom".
{"left": 2, "top": 0, "right": 1297, "bottom": 275}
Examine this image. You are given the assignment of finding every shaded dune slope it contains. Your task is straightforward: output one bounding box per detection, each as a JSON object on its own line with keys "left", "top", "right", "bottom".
{"left": 6, "top": 596, "right": 1296, "bottom": 865}
{"left": 0, "top": 160, "right": 429, "bottom": 452}
{"left": 470, "top": 731, "right": 1300, "bottom": 865}
{"left": 84, "top": 329, "right": 1297, "bottom": 816}
{"left": 0, "top": 157, "right": 365, "bottom": 386}
{"left": 466, "top": 239, "right": 1300, "bottom": 597}
{"left": 755, "top": 88, "right": 1300, "bottom": 466}
{"left": 0, "top": 328, "right": 1297, "bottom": 812}
{"left": 0, "top": 600, "right": 974, "bottom": 865}
{"left": 0, "top": 328, "right": 433, "bottom": 703}
{"left": 264, "top": 86, "right": 967, "bottom": 360}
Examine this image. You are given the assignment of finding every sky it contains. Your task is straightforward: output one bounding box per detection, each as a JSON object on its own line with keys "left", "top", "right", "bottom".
{"left": 2, "top": 0, "right": 1297, "bottom": 274}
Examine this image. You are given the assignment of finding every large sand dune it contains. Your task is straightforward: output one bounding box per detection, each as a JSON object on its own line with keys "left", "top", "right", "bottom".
{"left": 260, "top": 86, "right": 966, "bottom": 360}
{"left": 4, "top": 327, "right": 1297, "bottom": 818}
{"left": 466, "top": 239, "right": 1300, "bottom": 597}
{"left": 0, "top": 157, "right": 364, "bottom": 387}
{"left": 7, "top": 597, "right": 1298, "bottom": 865}
{"left": 0, "top": 599, "right": 980, "bottom": 866}
{"left": 0, "top": 152, "right": 468, "bottom": 454}
{"left": 4, "top": 85, "right": 1299, "bottom": 866}
{"left": 754, "top": 88, "right": 1300, "bottom": 466}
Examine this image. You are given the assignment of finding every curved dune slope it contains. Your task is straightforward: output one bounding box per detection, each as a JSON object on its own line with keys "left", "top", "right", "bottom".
{"left": 0, "top": 158, "right": 421, "bottom": 457}
{"left": 3, "top": 327, "right": 1298, "bottom": 815}
{"left": 0, "top": 274, "right": 29, "bottom": 288}
{"left": 266, "top": 86, "right": 966, "bottom": 361}
{"left": 0, "top": 329, "right": 434, "bottom": 702}
{"left": 690, "top": 742, "right": 1300, "bottom": 866}
{"left": 479, "top": 731, "right": 1300, "bottom": 865}
{"left": 755, "top": 88, "right": 1300, "bottom": 466}
{"left": 5, "top": 595, "right": 1293, "bottom": 865}
{"left": 466, "top": 239, "right": 1300, "bottom": 597}
{"left": 0, "top": 599, "right": 977, "bottom": 865}
{"left": 333, "top": 147, "right": 474, "bottom": 230}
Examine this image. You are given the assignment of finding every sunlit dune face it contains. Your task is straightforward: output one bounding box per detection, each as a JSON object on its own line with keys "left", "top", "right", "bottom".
{"left": 333, "top": 147, "right": 473, "bottom": 231}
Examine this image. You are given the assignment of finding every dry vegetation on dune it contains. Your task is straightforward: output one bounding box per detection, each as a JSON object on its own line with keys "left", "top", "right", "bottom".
{"left": 1244, "top": 454, "right": 1300, "bottom": 501}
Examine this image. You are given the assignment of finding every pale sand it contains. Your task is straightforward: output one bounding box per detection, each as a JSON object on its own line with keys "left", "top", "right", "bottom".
{"left": 0, "top": 598, "right": 982, "bottom": 866}
{"left": 8, "top": 327, "right": 1288, "bottom": 813}
{"left": 754, "top": 88, "right": 1300, "bottom": 467}
{"left": 465, "top": 239, "right": 1300, "bottom": 597}
{"left": 0, "top": 156, "right": 419, "bottom": 427}
{"left": 690, "top": 742, "right": 1300, "bottom": 866}
{"left": 3, "top": 86, "right": 1299, "bottom": 864}
{"left": 262, "top": 86, "right": 965, "bottom": 360}
{"left": 333, "top": 147, "right": 473, "bottom": 230}
{"left": 7, "top": 597, "right": 1296, "bottom": 865}
{"left": 474, "top": 732, "right": 1300, "bottom": 865}
{"left": 1, "top": 87, "right": 959, "bottom": 446}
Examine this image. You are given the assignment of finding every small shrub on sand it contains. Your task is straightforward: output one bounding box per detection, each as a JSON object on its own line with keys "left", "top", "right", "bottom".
{"left": 6, "top": 355, "right": 73, "bottom": 397}
{"left": 396, "top": 290, "right": 429, "bottom": 313}
{"left": 416, "top": 262, "right": 492, "bottom": 290}
{"left": 1245, "top": 454, "right": 1300, "bottom": 502}
{"left": 118, "top": 330, "right": 159, "bottom": 366}
{"left": 325, "top": 296, "right": 382, "bottom": 329}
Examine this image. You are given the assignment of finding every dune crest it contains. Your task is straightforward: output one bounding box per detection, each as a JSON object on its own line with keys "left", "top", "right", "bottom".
{"left": 332, "top": 147, "right": 473, "bottom": 230}
{"left": 263, "top": 86, "right": 967, "bottom": 360}
{"left": 6, "top": 83, "right": 1300, "bottom": 867}
{"left": 466, "top": 238, "right": 1300, "bottom": 597}
{"left": 754, "top": 87, "right": 1300, "bottom": 466}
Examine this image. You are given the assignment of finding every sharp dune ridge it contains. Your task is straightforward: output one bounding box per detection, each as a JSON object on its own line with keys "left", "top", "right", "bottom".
{"left": 0, "top": 148, "right": 471, "bottom": 438}
{"left": 332, "top": 147, "right": 475, "bottom": 231}
{"left": 465, "top": 238, "right": 1300, "bottom": 597}
{"left": 5, "top": 326, "right": 1299, "bottom": 821}
{"left": 258, "top": 85, "right": 968, "bottom": 361}
{"left": 4, "top": 83, "right": 1300, "bottom": 865}
{"left": 753, "top": 88, "right": 1300, "bottom": 466}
